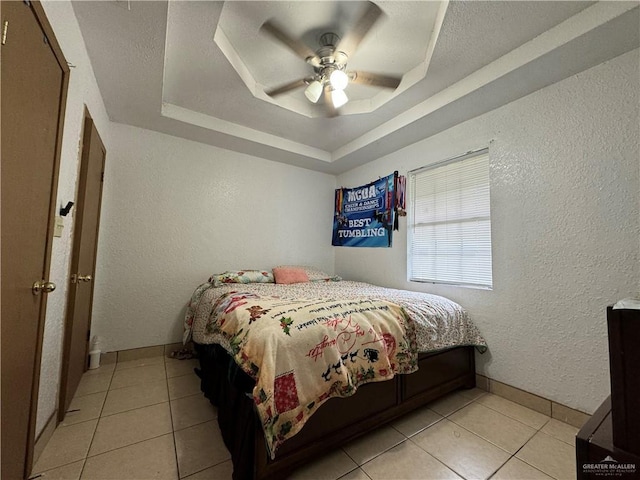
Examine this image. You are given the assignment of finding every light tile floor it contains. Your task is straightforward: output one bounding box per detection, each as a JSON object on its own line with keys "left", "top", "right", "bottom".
{"left": 31, "top": 356, "right": 579, "bottom": 480}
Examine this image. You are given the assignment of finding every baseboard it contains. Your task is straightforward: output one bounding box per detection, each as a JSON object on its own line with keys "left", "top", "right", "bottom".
{"left": 32, "top": 410, "right": 57, "bottom": 469}
{"left": 100, "top": 341, "right": 194, "bottom": 365}
{"left": 475, "top": 374, "right": 591, "bottom": 429}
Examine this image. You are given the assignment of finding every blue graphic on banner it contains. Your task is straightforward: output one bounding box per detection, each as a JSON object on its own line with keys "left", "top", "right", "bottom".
{"left": 332, "top": 174, "right": 395, "bottom": 247}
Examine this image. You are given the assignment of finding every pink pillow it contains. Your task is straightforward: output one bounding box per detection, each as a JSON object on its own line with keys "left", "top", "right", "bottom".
{"left": 273, "top": 267, "right": 309, "bottom": 285}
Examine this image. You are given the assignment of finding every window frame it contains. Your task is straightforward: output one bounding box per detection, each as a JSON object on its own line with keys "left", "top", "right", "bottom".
{"left": 407, "top": 148, "right": 493, "bottom": 289}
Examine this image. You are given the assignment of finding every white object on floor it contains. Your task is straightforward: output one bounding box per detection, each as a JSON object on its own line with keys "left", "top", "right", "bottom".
{"left": 89, "top": 350, "right": 101, "bottom": 369}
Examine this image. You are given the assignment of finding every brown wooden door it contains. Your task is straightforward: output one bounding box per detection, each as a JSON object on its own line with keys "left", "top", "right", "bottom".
{"left": 1, "top": 2, "right": 69, "bottom": 479}
{"left": 58, "top": 113, "right": 106, "bottom": 420}
{"left": 59, "top": 114, "right": 106, "bottom": 419}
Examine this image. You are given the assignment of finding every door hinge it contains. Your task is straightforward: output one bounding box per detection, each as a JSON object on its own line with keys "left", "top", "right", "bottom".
{"left": 24, "top": 0, "right": 31, "bottom": 6}
{"left": 87, "top": 330, "right": 90, "bottom": 342}
{"left": 2, "top": 21, "right": 8, "bottom": 46}
{"left": 101, "top": 171, "right": 104, "bottom": 182}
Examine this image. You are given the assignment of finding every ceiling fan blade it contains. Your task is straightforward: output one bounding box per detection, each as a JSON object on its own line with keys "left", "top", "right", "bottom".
{"left": 335, "top": 1, "right": 383, "bottom": 63}
{"left": 323, "top": 86, "right": 339, "bottom": 117}
{"left": 265, "top": 78, "right": 308, "bottom": 97}
{"left": 260, "top": 20, "right": 321, "bottom": 67}
{"left": 349, "top": 71, "right": 401, "bottom": 89}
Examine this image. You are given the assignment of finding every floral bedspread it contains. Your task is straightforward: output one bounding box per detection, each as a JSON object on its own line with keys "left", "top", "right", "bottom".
{"left": 185, "top": 281, "right": 487, "bottom": 353}
{"left": 203, "top": 291, "right": 417, "bottom": 457}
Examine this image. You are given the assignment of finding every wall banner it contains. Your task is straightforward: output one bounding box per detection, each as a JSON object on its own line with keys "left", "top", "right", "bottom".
{"left": 332, "top": 173, "right": 396, "bottom": 247}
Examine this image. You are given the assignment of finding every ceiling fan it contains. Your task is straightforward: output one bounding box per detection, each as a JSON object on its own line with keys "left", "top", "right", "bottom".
{"left": 260, "top": 1, "right": 402, "bottom": 116}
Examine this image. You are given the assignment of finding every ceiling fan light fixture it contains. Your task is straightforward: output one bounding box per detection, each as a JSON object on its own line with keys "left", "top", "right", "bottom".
{"left": 304, "top": 80, "right": 323, "bottom": 103}
{"left": 329, "top": 69, "right": 349, "bottom": 91}
{"left": 331, "top": 89, "right": 348, "bottom": 108}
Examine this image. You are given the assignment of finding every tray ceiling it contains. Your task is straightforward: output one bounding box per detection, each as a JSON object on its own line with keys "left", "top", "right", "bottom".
{"left": 209, "top": 1, "right": 441, "bottom": 117}
{"left": 72, "top": 1, "right": 639, "bottom": 174}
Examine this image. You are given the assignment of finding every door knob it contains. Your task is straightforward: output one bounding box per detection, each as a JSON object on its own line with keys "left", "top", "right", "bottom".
{"left": 71, "top": 274, "right": 92, "bottom": 283}
{"left": 32, "top": 281, "right": 56, "bottom": 295}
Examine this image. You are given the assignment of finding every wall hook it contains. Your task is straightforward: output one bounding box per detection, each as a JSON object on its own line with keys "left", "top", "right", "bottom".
{"left": 60, "top": 201, "right": 74, "bottom": 216}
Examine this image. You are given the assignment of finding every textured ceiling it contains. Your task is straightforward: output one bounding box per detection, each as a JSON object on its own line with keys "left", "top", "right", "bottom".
{"left": 71, "top": 1, "right": 639, "bottom": 174}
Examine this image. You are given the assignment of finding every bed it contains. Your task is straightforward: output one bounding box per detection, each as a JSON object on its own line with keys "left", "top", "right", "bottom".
{"left": 184, "top": 269, "right": 487, "bottom": 480}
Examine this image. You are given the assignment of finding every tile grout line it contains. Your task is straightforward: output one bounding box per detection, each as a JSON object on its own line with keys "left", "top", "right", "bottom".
{"left": 336, "top": 464, "right": 372, "bottom": 480}
{"left": 81, "top": 359, "right": 177, "bottom": 466}
{"left": 166, "top": 355, "right": 183, "bottom": 479}
{"left": 340, "top": 392, "right": 494, "bottom": 480}
{"left": 475, "top": 392, "right": 572, "bottom": 480}
{"left": 180, "top": 459, "right": 232, "bottom": 480}
{"left": 407, "top": 436, "right": 470, "bottom": 480}
{"left": 94, "top": 357, "right": 190, "bottom": 416}
{"left": 79, "top": 364, "right": 115, "bottom": 479}
{"left": 173, "top": 416, "right": 220, "bottom": 434}
{"left": 411, "top": 436, "right": 472, "bottom": 480}
{"left": 472, "top": 393, "right": 556, "bottom": 479}
{"left": 167, "top": 355, "right": 231, "bottom": 478}
{"left": 537, "top": 419, "right": 579, "bottom": 448}
{"left": 516, "top": 430, "right": 577, "bottom": 479}
{"left": 445, "top": 407, "right": 540, "bottom": 455}
{"left": 369, "top": 397, "right": 470, "bottom": 479}
{"left": 448, "top": 403, "right": 541, "bottom": 431}
{"left": 410, "top": 392, "right": 515, "bottom": 479}
{"left": 79, "top": 360, "right": 175, "bottom": 473}
{"left": 474, "top": 395, "right": 550, "bottom": 430}
{"left": 469, "top": 393, "right": 512, "bottom": 480}
{"left": 71, "top": 371, "right": 114, "bottom": 400}
{"left": 84, "top": 432, "right": 176, "bottom": 462}
{"left": 338, "top": 417, "right": 456, "bottom": 480}
{"left": 507, "top": 422, "right": 563, "bottom": 480}
{"left": 485, "top": 392, "right": 584, "bottom": 445}
{"left": 31, "top": 366, "right": 116, "bottom": 477}
{"left": 34, "top": 358, "right": 200, "bottom": 479}
{"left": 507, "top": 449, "right": 554, "bottom": 479}
{"left": 444, "top": 394, "right": 510, "bottom": 479}
{"left": 80, "top": 362, "right": 118, "bottom": 480}
{"left": 391, "top": 410, "right": 446, "bottom": 439}
{"left": 86, "top": 358, "right": 171, "bottom": 459}
{"left": 97, "top": 399, "right": 168, "bottom": 419}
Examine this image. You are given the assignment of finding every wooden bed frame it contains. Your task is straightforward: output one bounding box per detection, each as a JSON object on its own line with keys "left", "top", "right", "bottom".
{"left": 195, "top": 343, "right": 476, "bottom": 480}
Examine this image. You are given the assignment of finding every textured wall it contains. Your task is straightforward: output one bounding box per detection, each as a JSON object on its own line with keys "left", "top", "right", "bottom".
{"left": 90, "top": 124, "right": 336, "bottom": 352}
{"left": 36, "top": 1, "right": 112, "bottom": 435}
{"left": 31, "top": 3, "right": 640, "bottom": 440}
{"left": 335, "top": 49, "right": 640, "bottom": 414}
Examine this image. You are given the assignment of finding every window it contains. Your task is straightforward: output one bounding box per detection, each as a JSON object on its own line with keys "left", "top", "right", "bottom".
{"left": 408, "top": 149, "right": 492, "bottom": 288}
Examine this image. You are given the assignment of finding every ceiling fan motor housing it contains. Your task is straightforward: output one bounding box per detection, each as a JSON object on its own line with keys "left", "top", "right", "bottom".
{"left": 319, "top": 32, "right": 340, "bottom": 48}
{"left": 309, "top": 33, "right": 348, "bottom": 89}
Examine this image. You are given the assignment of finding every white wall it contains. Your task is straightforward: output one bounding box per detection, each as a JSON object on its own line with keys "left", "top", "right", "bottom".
{"left": 91, "top": 124, "right": 336, "bottom": 352}
{"left": 36, "top": 1, "right": 112, "bottom": 435}
{"left": 335, "top": 49, "right": 640, "bottom": 415}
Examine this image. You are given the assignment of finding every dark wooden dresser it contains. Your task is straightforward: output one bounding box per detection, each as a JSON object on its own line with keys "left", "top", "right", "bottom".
{"left": 576, "top": 306, "right": 640, "bottom": 479}
{"left": 576, "top": 397, "right": 639, "bottom": 479}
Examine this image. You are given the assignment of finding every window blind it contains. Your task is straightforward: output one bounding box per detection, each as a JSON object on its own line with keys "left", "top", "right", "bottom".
{"left": 408, "top": 150, "right": 492, "bottom": 288}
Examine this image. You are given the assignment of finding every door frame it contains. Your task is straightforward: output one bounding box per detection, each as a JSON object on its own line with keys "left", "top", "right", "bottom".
{"left": 3, "top": 1, "right": 71, "bottom": 475}
{"left": 58, "top": 109, "right": 106, "bottom": 422}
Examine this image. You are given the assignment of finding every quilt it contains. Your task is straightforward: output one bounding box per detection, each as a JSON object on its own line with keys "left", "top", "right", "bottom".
{"left": 204, "top": 291, "right": 417, "bottom": 458}
{"left": 185, "top": 281, "right": 488, "bottom": 354}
